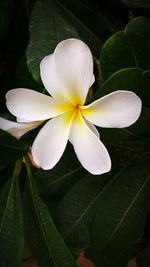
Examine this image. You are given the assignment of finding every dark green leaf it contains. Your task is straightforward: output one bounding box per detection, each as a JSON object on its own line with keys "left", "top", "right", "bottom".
{"left": 35, "top": 144, "right": 85, "bottom": 199}
{"left": 59, "top": 0, "right": 115, "bottom": 40}
{"left": 0, "top": 129, "right": 27, "bottom": 168}
{"left": 94, "top": 68, "right": 142, "bottom": 99}
{"left": 91, "top": 163, "right": 150, "bottom": 252}
{"left": 54, "top": 172, "right": 112, "bottom": 248}
{"left": 23, "top": 166, "right": 76, "bottom": 267}
{"left": 100, "top": 106, "right": 150, "bottom": 143}
{"left": 94, "top": 68, "right": 150, "bottom": 108}
{"left": 138, "top": 70, "right": 150, "bottom": 108}
{"left": 85, "top": 246, "right": 135, "bottom": 267}
{"left": 107, "top": 138, "right": 150, "bottom": 166}
{"left": 26, "top": 0, "right": 102, "bottom": 83}
{"left": 136, "top": 240, "right": 150, "bottom": 267}
{"left": 120, "top": 0, "right": 150, "bottom": 8}
{"left": 100, "top": 17, "right": 150, "bottom": 81}
{"left": 0, "top": 162, "right": 23, "bottom": 267}
{"left": 22, "top": 241, "right": 31, "bottom": 260}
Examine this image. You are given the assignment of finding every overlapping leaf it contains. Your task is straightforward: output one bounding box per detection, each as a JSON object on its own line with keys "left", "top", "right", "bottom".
{"left": 100, "top": 106, "right": 150, "bottom": 143}
{"left": 91, "top": 163, "right": 150, "bottom": 252}
{"left": 23, "top": 168, "right": 76, "bottom": 267}
{"left": 100, "top": 17, "right": 150, "bottom": 81}
{"left": 35, "top": 144, "right": 85, "bottom": 199}
{"left": 54, "top": 172, "right": 112, "bottom": 248}
{"left": 94, "top": 67, "right": 150, "bottom": 108}
{"left": 26, "top": 0, "right": 102, "bottom": 83}
{"left": 59, "top": 0, "right": 115, "bottom": 40}
{"left": 107, "top": 138, "right": 150, "bottom": 166}
{"left": 0, "top": 164, "right": 23, "bottom": 267}
{"left": 93, "top": 66, "right": 150, "bottom": 143}
{"left": 94, "top": 68, "right": 143, "bottom": 99}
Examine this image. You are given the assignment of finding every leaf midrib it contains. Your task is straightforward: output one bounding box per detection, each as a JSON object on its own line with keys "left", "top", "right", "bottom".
{"left": 64, "top": 170, "right": 122, "bottom": 238}
{"left": 0, "top": 177, "right": 15, "bottom": 233}
{"left": 105, "top": 173, "right": 150, "bottom": 246}
{"left": 125, "top": 29, "right": 139, "bottom": 68}
{"left": 47, "top": 166, "right": 82, "bottom": 186}
{"left": 29, "top": 176, "right": 58, "bottom": 267}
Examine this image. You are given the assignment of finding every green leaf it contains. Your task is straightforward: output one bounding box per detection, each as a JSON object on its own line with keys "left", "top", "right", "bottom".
{"left": 0, "top": 161, "right": 24, "bottom": 267}
{"left": 136, "top": 240, "right": 150, "bottom": 267}
{"left": 94, "top": 68, "right": 142, "bottom": 99}
{"left": 91, "top": 163, "right": 150, "bottom": 252}
{"left": 0, "top": 0, "right": 13, "bottom": 44}
{"left": 120, "top": 0, "right": 150, "bottom": 8}
{"left": 107, "top": 138, "right": 150, "bottom": 166}
{"left": 100, "top": 17, "right": 150, "bottom": 81}
{"left": 0, "top": 129, "right": 27, "bottom": 168}
{"left": 58, "top": 0, "right": 115, "bottom": 40}
{"left": 35, "top": 144, "right": 85, "bottom": 199}
{"left": 100, "top": 106, "right": 150, "bottom": 143}
{"left": 94, "top": 68, "right": 150, "bottom": 108}
{"left": 54, "top": 172, "right": 111, "bottom": 248}
{"left": 26, "top": 0, "right": 102, "bottom": 83}
{"left": 85, "top": 246, "right": 135, "bottom": 267}
{"left": 23, "top": 163, "right": 76, "bottom": 267}
{"left": 138, "top": 70, "right": 150, "bottom": 108}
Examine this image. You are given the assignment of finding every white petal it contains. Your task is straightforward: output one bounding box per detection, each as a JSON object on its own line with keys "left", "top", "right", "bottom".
{"left": 69, "top": 119, "right": 99, "bottom": 144}
{"left": 90, "top": 74, "right": 95, "bottom": 87}
{"left": 0, "top": 117, "right": 42, "bottom": 139}
{"left": 17, "top": 118, "right": 34, "bottom": 123}
{"left": 40, "top": 39, "right": 94, "bottom": 105}
{"left": 70, "top": 112, "right": 111, "bottom": 175}
{"left": 85, "top": 120, "right": 100, "bottom": 139}
{"left": 32, "top": 112, "right": 74, "bottom": 170}
{"left": 6, "top": 89, "right": 73, "bottom": 121}
{"left": 40, "top": 54, "right": 67, "bottom": 100}
{"left": 82, "top": 90, "right": 142, "bottom": 128}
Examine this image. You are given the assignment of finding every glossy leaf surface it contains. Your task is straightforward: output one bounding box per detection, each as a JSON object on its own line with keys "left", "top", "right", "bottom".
{"left": 24, "top": 167, "right": 76, "bottom": 267}
{"left": 36, "top": 144, "right": 85, "bottom": 199}
{"left": 100, "top": 17, "right": 150, "bottom": 81}
{"left": 26, "top": 0, "right": 102, "bottom": 83}
{"left": 91, "top": 163, "right": 150, "bottom": 251}
{"left": 0, "top": 164, "right": 23, "bottom": 267}
{"left": 54, "top": 172, "right": 112, "bottom": 248}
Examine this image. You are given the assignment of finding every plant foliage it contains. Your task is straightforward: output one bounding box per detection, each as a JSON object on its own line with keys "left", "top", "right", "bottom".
{"left": 0, "top": 0, "right": 150, "bottom": 266}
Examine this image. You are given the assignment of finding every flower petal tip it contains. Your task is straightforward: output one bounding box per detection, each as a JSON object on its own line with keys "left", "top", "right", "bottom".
{"left": 88, "top": 155, "right": 112, "bottom": 175}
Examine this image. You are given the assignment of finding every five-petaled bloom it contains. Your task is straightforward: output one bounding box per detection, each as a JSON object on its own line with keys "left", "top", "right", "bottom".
{"left": 0, "top": 39, "right": 142, "bottom": 174}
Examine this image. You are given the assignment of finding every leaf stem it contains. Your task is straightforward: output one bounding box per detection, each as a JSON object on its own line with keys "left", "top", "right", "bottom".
{"left": 13, "top": 159, "right": 23, "bottom": 179}
{"left": 24, "top": 155, "right": 32, "bottom": 179}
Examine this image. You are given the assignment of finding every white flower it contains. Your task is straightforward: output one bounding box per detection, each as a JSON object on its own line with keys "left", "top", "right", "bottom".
{"left": 0, "top": 39, "right": 142, "bottom": 174}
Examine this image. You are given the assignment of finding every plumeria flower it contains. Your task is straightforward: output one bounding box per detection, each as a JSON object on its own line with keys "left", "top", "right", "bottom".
{"left": 0, "top": 39, "right": 142, "bottom": 174}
